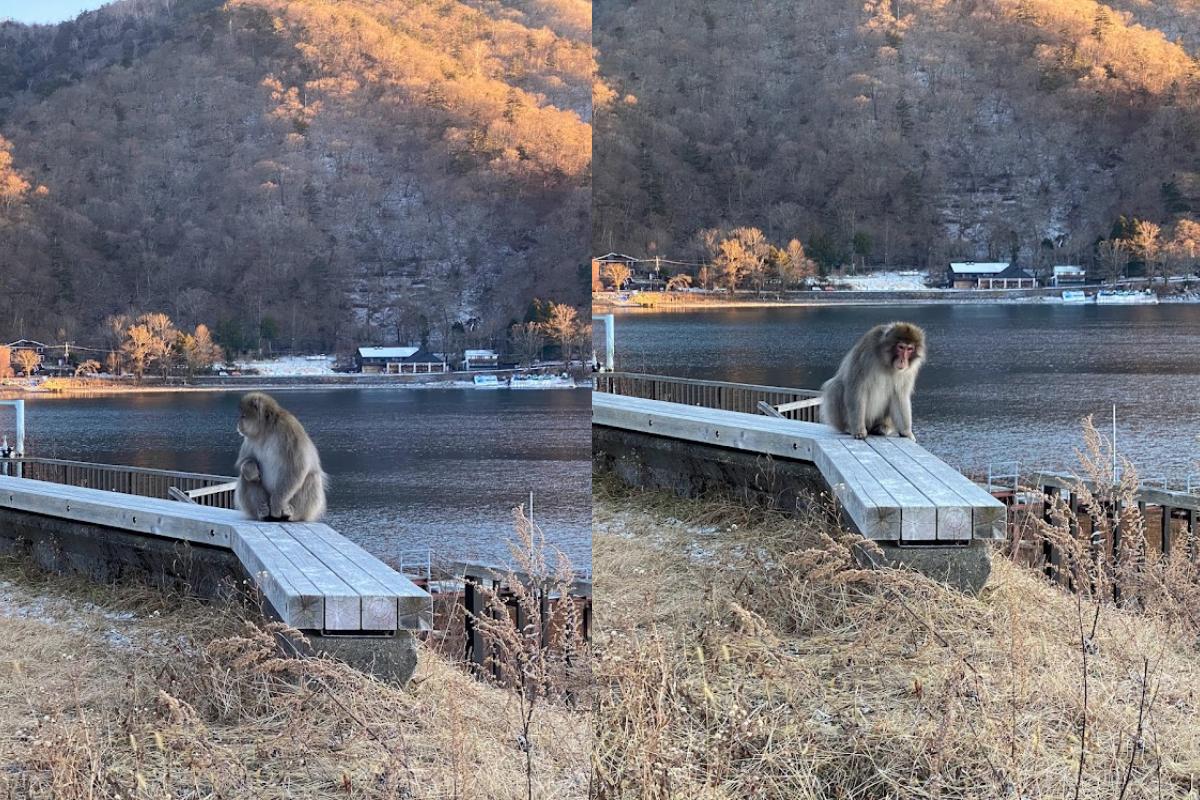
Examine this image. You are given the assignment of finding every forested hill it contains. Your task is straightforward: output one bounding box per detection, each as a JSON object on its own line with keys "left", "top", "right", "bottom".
{"left": 594, "top": 0, "right": 1200, "bottom": 272}
{"left": 0, "top": 0, "right": 591, "bottom": 351}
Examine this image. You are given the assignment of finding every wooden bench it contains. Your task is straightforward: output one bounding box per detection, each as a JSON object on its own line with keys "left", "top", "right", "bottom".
{"left": 593, "top": 393, "right": 1004, "bottom": 542}
{"left": 0, "top": 475, "right": 430, "bottom": 634}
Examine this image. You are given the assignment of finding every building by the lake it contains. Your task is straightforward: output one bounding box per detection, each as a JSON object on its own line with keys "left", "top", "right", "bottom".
{"left": 356, "top": 346, "right": 447, "bottom": 374}
{"left": 946, "top": 262, "right": 1037, "bottom": 289}
{"left": 1050, "top": 265, "right": 1087, "bottom": 286}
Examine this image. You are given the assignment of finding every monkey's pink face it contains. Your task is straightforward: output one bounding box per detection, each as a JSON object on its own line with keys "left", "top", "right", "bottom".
{"left": 237, "top": 410, "right": 260, "bottom": 439}
{"left": 892, "top": 341, "right": 917, "bottom": 370}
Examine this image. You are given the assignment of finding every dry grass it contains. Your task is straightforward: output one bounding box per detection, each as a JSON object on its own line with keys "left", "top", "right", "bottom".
{"left": 592, "top": 464, "right": 1200, "bottom": 799}
{"left": 0, "top": 559, "right": 590, "bottom": 799}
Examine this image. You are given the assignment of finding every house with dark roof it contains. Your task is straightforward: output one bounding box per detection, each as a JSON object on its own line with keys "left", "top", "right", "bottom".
{"left": 356, "top": 346, "right": 447, "bottom": 374}
{"left": 946, "top": 262, "right": 1037, "bottom": 289}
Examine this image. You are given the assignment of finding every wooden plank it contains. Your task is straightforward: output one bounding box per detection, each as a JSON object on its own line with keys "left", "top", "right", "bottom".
{"left": 282, "top": 522, "right": 397, "bottom": 631}
{"left": 0, "top": 478, "right": 242, "bottom": 522}
{"left": 231, "top": 524, "right": 323, "bottom": 629}
{"left": 888, "top": 439, "right": 1005, "bottom": 539}
{"left": 0, "top": 476, "right": 236, "bottom": 547}
{"left": 594, "top": 393, "right": 834, "bottom": 461}
{"left": 167, "top": 487, "right": 195, "bottom": 503}
{"left": 864, "top": 438, "right": 973, "bottom": 541}
{"left": 775, "top": 397, "right": 823, "bottom": 413}
{"left": 305, "top": 524, "right": 430, "bottom": 630}
{"left": 757, "top": 400, "right": 785, "bottom": 419}
{"left": 257, "top": 524, "right": 361, "bottom": 631}
{"left": 812, "top": 439, "right": 900, "bottom": 540}
{"left": 841, "top": 438, "right": 938, "bottom": 541}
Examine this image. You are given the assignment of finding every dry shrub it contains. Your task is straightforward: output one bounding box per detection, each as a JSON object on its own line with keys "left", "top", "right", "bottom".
{"left": 467, "top": 506, "right": 593, "bottom": 800}
{"left": 0, "top": 533, "right": 590, "bottom": 799}
{"left": 592, "top": 439, "right": 1200, "bottom": 799}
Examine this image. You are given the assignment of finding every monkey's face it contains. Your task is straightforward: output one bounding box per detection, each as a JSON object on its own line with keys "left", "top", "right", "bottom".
{"left": 237, "top": 394, "right": 269, "bottom": 439}
{"left": 891, "top": 340, "right": 917, "bottom": 370}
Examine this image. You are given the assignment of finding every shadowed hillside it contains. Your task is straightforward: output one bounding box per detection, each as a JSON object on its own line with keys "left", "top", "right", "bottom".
{"left": 594, "top": 0, "right": 1200, "bottom": 272}
{"left": 0, "top": 0, "right": 591, "bottom": 351}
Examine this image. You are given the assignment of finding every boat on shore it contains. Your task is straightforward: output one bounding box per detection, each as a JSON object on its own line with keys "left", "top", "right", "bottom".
{"left": 510, "top": 372, "right": 574, "bottom": 389}
{"left": 1096, "top": 289, "right": 1159, "bottom": 305}
{"left": 472, "top": 374, "right": 502, "bottom": 387}
{"left": 1060, "top": 290, "right": 1088, "bottom": 304}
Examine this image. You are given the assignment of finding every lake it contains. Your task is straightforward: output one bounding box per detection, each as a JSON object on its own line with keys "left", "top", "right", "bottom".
{"left": 606, "top": 304, "right": 1200, "bottom": 481}
{"left": 8, "top": 388, "right": 592, "bottom": 569}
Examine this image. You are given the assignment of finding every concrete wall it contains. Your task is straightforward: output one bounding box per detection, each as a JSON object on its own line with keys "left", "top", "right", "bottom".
{"left": 0, "top": 506, "right": 241, "bottom": 599}
{"left": 594, "top": 425, "right": 832, "bottom": 519}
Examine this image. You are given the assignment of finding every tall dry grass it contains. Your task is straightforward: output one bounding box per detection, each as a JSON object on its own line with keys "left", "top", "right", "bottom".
{"left": 592, "top": 418, "right": 1200, "bottom": 798}
{"left": 0, "top": 515, "right": 591, "bottom": 799}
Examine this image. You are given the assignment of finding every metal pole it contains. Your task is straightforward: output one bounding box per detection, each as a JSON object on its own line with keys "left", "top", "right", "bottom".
{"left": 14, "top": 399, "right": 23, "bottom": 457}
{"left": 601, "top": 313, "right": 615, "bottom": 371}
{"left": 1112, "top": 404, "right": 1117, "bottom": 482}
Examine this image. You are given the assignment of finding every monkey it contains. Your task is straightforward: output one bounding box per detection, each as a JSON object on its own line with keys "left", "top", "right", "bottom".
{"left": 234, "top": 392, "right": 328, "bottom": 522}
{"left": 820, "top": 322, "right": 926, "bottom": 440}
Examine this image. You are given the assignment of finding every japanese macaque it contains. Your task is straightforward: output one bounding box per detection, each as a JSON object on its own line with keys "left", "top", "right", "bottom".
{"left": 820, "top": 322, "right": 926, "bottom": 440}
{"left": 234, "top": 392, "right": 327, "bottom": 522}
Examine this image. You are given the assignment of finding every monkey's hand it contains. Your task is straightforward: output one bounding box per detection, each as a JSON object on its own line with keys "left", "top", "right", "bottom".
{"left": 900, "top": 430, "right": 916, "bottom": 441}
{"left": 852, "top": 428, "right": 869, "bottom": 440}
{"left": 239, "top": 460, "right": 261, "bottom": 482}
{"left": 270, "top": 499, "right": 294, "bottom": 520}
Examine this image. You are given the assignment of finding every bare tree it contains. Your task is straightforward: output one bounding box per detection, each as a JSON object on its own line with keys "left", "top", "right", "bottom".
{"left": 665, "top": 273, "right": 693, "bottom": 291}
{"left": 180, "top": 323, "right": 224, "bottom": 377}
{"left": 776, "top": 239, "right": 817, "bottom": 288}
{"left": 74, "top": 359, "right": 101, "bottom": 377}
{"left": 12, "top": 349, "right": 38, "bottom": 377}
{"left": 122, "top": 324, "right": 155, "bottom": 382}
{"left": 542, "top": 303, "right": 579, "bottom": 365}
{"left": 1127, "top": 220, "right": 1162, "bottom": 282}
{"left": 1096, "top": 239, "right": 1130, "bottom": 284}
{"left": 509, "top": 322, "right": 545, "bottom": 367}
{"left": 603, "top": 262, "right": 632, "bottom": 290}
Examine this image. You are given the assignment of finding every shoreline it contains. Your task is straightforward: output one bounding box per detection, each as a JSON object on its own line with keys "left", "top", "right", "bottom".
{"left": 593, "top": 291, "right": 1200, "bottom": 312}
{"left": 0, "top": 376, "right": 592, "bottom": 400}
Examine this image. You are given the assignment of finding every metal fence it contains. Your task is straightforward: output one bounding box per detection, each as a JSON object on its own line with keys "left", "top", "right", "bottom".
{"left": 595, "top": 371, "right": 823, "bottom": 422}
{"left": 0, "top": 457, "right": 238, "bottom": 509}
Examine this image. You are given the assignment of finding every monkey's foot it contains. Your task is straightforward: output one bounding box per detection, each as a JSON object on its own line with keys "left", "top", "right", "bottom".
{"left": 852, "top": 430, "right": 869, "bottom": 440}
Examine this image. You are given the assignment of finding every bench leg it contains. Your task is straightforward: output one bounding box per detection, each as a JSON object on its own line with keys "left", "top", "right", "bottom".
{"left": 281, "top": 630, "right": 419, "bottom": 686}
{"left": 853, "top": 540, "right": 992, "bottom": 595}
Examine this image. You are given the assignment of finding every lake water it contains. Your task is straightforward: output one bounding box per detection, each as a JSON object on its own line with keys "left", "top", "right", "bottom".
{"left": 607, "top": 304, "right": 1200, "bottom": 481}
{"left": 8, "top": 388, "right": 592, "bottom": 569}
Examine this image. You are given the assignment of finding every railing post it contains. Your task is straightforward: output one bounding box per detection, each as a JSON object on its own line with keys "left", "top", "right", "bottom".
{"left": 464, "top": 573, "right": 485, "bottom": 673}
{"left": 1162, "top": 506, "right": 1173, "bottom": 557}
{"left": 1042, "top": 485, "right": 1059, "bottom": 581}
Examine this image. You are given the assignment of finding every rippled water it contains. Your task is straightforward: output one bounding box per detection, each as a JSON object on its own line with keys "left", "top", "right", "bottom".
{"left": 608, "top": 305, "right": 1200, "bottom": 481}
{"left": 9, "top": 388, "right": 592, "bottom": 568}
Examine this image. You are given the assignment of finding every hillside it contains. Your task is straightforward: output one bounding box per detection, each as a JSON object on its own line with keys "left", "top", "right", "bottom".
{"left": 0, "top": 0, "right": 591, "bottom": 352}
{"left": 594, "top": 0, "right": 1200, "bottom": 272}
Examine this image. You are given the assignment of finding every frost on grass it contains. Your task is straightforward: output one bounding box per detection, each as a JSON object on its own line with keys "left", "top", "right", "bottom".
{"left": 0, "top": 544, "right": 591, "bottom": 799}
{"left": 593, "top": 438, "right": 1200, "bottom": 800}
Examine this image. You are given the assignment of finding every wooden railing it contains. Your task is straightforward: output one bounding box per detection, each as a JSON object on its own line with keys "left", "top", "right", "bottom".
{"left": 0, "top": 458, "right": 238, "bottom": 509}
{"left": 595, "top": 371, "right": 823, "bottom": 422}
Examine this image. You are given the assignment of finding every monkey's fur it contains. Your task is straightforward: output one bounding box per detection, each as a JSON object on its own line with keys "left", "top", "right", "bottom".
{"left": 234, "top": 392, "right": 328, "bottom": 522}
{"left": 820, "top": 322, "right": 926, "bottom": 440}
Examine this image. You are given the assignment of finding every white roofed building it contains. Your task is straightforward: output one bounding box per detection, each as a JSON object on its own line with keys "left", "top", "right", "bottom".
{"left": 1051, "top": 265, "right": 1087, "bottom": 286}
{"left": 356, "top": 346, "right": 447, "bottom": 374}
{"left": 461, "top": 349, "right": 499, "bottom": 370}
{"left": 946, "top": 262, "right": 1036, "bottom": 289}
